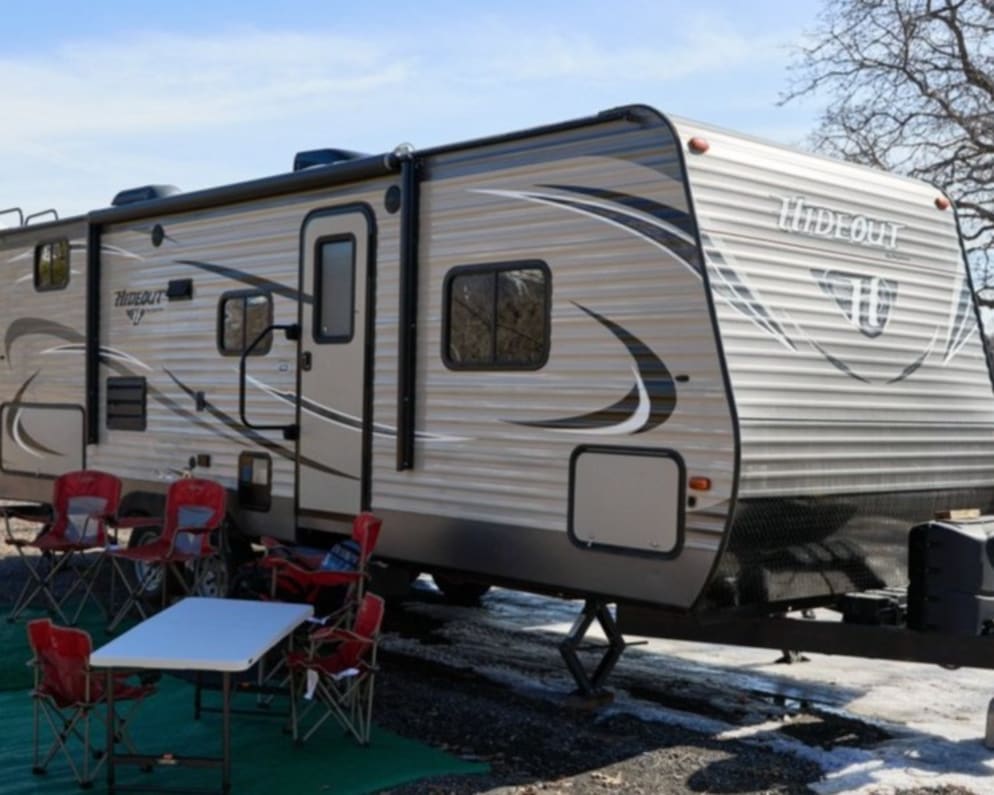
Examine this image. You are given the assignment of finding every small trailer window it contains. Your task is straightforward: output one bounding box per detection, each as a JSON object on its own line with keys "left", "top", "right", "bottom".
{"left": 444, "top": 261, "right": 549, "bottom": 369}
{"left": 314, "top": 235, "right": 356, "bottom": 343}
{"left": 218, "top": 291, "right": 273, "bottom": 356}
{"left": 34, "top": 240, "right": 70, "bottom": 291}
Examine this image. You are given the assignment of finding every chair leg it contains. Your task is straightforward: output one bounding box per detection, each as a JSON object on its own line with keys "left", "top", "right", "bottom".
{"left": 67, "top": 552, "right": 108, "bottom": 625}
{"left": 106, "top": 557, "right": 152, "bottom": 632}
{"left": 34, "top": 698, "right": 96, "bottom": 786}
{"left": 362, "top": 675, "right": 375, "bottom": 744}
{"left": 32, "top": 693, "right": 41, "bottom": 772}
{"left": 288, "top": 669, "right": 300, "bottom": 743}
{"left": 9, "top": 551, "right": 74, "bottom": 624}
{"left": 9, "top": 574, "right": 39, "bottom": 623}
{"left": 100, "top": 696, "right": 147, "bottom": 757}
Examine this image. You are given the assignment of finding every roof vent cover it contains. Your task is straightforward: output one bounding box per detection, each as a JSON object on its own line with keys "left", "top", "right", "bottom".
{"left": 111, "top": 185, "right": 181, "bottom": 207}
{"left": 293, "top": 149, "right": 366, "bottom": 171}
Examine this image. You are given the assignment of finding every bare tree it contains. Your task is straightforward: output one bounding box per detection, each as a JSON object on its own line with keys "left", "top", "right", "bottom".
{"left": 783, "top": 0, "right": 994, "bottom": 284}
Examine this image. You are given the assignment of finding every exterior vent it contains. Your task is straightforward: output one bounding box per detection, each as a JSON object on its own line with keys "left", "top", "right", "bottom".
{"left": 293, "top": 149, "right": 366, "bottom": 172}
{"left": 106, "top": 376, "right": 147, "bottom": 431}
{"left": 111, "top": 185, "right": 181, "bottom": 207}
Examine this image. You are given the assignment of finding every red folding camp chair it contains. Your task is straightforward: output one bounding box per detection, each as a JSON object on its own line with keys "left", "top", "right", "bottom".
{"left": 230, "top": 514, "right": 381, "bottom": 701}
{"left": 4, "top": 470, "right": 122, "bottom": 625}
{"left": 106, "top": 478, "right": 227, "bottom": 631}
{"left": 286, "top": 592, "right": 385, "bottom": 745}
{"left": 258, "top": 512, "right": 382, "bottom": 621}
{"left": 27, "top": 618, "right": 156, "bottom": 788}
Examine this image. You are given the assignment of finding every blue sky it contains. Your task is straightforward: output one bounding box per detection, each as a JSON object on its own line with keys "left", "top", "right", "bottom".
{"left": 1, "top": 0, "right": 825, "bottom": 223}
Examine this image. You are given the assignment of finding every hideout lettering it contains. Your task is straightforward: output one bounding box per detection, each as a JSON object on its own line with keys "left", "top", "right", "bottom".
{"left": 114, "top": 289, "right": 167, "bottom": 307}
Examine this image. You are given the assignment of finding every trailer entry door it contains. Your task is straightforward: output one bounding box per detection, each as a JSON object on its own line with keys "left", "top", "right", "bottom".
{"left": 297, "top": 205, "right": 375, "bottom": 519}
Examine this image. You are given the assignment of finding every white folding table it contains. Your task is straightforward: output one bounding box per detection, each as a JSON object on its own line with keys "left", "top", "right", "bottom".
{"left": 90, "top": 597, "right": 313, "bottom": 795}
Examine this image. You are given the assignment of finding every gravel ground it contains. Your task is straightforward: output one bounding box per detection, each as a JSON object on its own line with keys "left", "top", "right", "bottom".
{"left": 374, "top": 648, "right": 823, "bottom": 795}
{"left": 0, "top": 522, "right": 980, "bottom": 795}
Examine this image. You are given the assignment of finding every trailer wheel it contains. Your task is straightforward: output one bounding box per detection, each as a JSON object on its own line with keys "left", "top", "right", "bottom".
{"left": 192, "top": 556, "right": 230, "bottom": 598}
{"left": 125, "top": 520, "right": 166, "bottom": 603}
{"left": 432, "top": 574, "right": 491, "bottom": 605}
{"left": 190, "top": 518, "right": 253, "bottom": 599}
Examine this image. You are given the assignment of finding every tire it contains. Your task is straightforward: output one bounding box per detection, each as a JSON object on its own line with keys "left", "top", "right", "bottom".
{"left": 125, "top": 521, "right": 166, "bottom": 603}
{"left": 432, "top": 574, "right": 491, "bottom": 606}
{"left": 189, "top": 518, "right": 251, "bottom": 599}
{"left": 191, "top": 556, "right": 230, "bottom": 598}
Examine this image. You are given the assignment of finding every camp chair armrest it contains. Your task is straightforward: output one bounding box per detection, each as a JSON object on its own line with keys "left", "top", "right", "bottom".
{"left": 307, "top": 604, "right": 351, "bottom": 628}
{"left": 1, "top": 503, "right": 53, "bottom": 523}
{"left": 174, "top": 525, "right": 215, "bottom": 535}
{"left": 309, "top": 628, "right": 371, "bottom": 646}
{"left": 259, "top": 538, "right": 322, "bottom": 563}
{"left": 260, "top": 556, "right": 293, "bottom": 570}
{"left": 112, "top": 515, "right": 163, "bottom": 529}
{"left": 308, "top": 569, "right": 361, "bottom": 588}
{"left": 261, "top": 551, "right": 329, "bottom": 571}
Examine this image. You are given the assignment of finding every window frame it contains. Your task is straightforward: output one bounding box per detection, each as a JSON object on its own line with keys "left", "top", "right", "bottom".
{"left": 216, "top": 289, "right": 274, "bottom": 357}
{"left": 441, "top": 259, "right": 551, "bottom": 371}
{"left": 313, "top": 233, "right": 357, "bottom": 344}
{"left": 33, "top": 239, "right": 71, "bottom": 292}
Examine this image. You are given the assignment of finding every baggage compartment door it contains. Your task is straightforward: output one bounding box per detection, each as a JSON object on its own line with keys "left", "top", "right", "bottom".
{"left": 568, "top": 445, "right": 685, "bottom": 557}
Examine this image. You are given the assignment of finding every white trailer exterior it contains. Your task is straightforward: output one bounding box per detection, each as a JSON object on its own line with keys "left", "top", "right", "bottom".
{"left": 1, "top": 105, "right": 991, "bottom": 614}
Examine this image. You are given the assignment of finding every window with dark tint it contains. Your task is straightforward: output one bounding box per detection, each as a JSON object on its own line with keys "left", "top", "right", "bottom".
{"left": 34, "top": 240, "right": 70, "bottom": 291}
{"left": 218, "top": 291, "right": 273, "bottom": 356}
{"left": 445, "top": 262, "right": 549, "bottom": 369}
{"left": 237, "top": 451, "right": 272, "bottom": 511}
{"left": 315, "top": 236, "right": 355, "bottom": 342}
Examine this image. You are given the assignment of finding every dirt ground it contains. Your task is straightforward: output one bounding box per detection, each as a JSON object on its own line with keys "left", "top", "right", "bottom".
{"left": 0, "top": 521, "right": 980, "bottom": 795}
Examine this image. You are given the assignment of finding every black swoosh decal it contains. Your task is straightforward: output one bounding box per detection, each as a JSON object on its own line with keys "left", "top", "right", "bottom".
{"left": 539, "top": 184, "right": 699, "bottom": 240}
{"left": 944, "top": 278, "right": 976, "bottom": 362}
{"left": 258, "top": 381, "right": 463, "bottom": 441}
{"left": 5, "top": 371, "right": 66, "bottom": 457}
{"left": 5, "top": 318, "right": 83, "bottom": 360}
{"left": 163, "top": 369, "right": 356, "bottom": 480}
{"left": 887, "top": 346, "right": 932, "bottom": 384}
{"left": 808, "top": 340, "right": 871, "bottom": 384}
{"left": 265, "top": 388, "right": 364, "bottom": 432}
{"left": 16, "top": 423, "right": 64, "bottom": 457}
{"left": 704, "top": 236, "right": 796, "bottom": 351}
{"left": 508, "top": 303, "right": 676, "bottom": 434}
{"left": 175, "top": 259, "right": 311, "bottom": 304}
{"left": 531, "top": 195, "right": 702, "bottom": 275}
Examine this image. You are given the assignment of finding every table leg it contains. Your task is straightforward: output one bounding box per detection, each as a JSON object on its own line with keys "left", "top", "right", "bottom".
{"left": 223, "top": 671, "right": 231, "bottom": 795}
{"left": 106, "top": 667, "right": 116, "bottom": 794}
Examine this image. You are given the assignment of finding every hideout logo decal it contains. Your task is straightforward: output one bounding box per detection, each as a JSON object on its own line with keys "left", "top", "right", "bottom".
{"left": 114, "top": 288, "right": 167, "bottom": 326}
{"left": 813, "top": 269, "right": 898, "bottom": 338}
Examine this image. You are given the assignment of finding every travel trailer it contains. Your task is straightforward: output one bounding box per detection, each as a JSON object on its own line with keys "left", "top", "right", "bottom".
{"left": 3, "top": 104, "right": 994, "bottom": 690}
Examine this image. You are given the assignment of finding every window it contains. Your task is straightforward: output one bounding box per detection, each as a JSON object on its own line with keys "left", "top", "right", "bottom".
{"left": 218, "top": 291, "right": 273, "bottom": 356}
{"left": 444, "top": 261, "right": 550, "bottom": 369}
{"left": 34, "top": 239, "right": 70, "bottom": 291}
{"left": 314, "top": 236, "right": 356, "bottom": 343}
{"left": 237, "top": 451, "right": 272, "bottom": 511}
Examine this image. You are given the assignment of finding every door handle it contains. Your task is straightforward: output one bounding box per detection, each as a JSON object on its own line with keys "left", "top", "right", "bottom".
{"left": 301, "top": 351, "right": 313, "bottom": 371}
